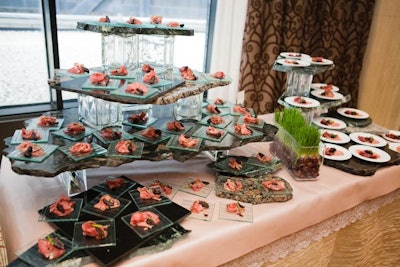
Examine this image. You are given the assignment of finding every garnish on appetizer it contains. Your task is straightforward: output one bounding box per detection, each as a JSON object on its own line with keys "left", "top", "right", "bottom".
{"left": 262, "top": 179, "right": 286, "bottom": 191}
{"left": 214, "top": 98, "right": 225, "bottom": 105}
{"left": 205, "top": 104, "right": 221, "bottom": 114}
{"left": 167, "top": 21, "right": 183, "bottom": 27}
{"left": 149, "top": 180, "right": 173, "bottom": 195}
{"left": 17, "top": 141, "right": 45, "bottom": 158}
{"left": 386, "top": 132, "right": 400, "bottom": 140}
{"left": 37, "top": 115, "right": 58, "bottom": 127}
{"left": 82, "top": 221, "right": 110, "bottom": 240}
{"left": 228, "top": 157, "right": 242, "bottom": 170}
{"left": 37, "top": 235, "right": 66, "bottom": 260}
{"left": 100, "top": 127, "right": 122, "bottom": 140}
{"left": 137, "top": 187, "right": 161, "bottom": 201}
{"left": 233, "top": 105, "right": 250, "bottom": 114}
{"left": 130, "top": 211, "right": 160, "bottom": 230}
{"left": 358, "top": 135, "right": 378, "bottom": 144}
{"left": 94, "top": 194, "right": 120, "bottom": 211}
{"left": 179, "top": 66, "right": 198, "bottom": 80}
{"left": 166, "top": 120, "right": 185, "bottom": 132}
{"left": 150, "top": 15, "right": 162, "bottom": 24}
{"left": 64, "top": 122, "right": 85, "bottom": 135}
{"left": 89, "top": 72, "right": 110, "bottom": 86}
{"left": 105, "top": 177, "right": 127, "bottom": 190}
{"left": 320, "top": 119, "right": 339, "bottom": 127}
{"left": 141, "top": 126, "right": 162, "bottom": 139}
{"left": 98, "top": 16, "right": 110, "bottom": 23}
{"left": 142, "top": 64, "right": 154, "bottom": 73}
{"left": 189, "top": 178, "right": 209, "bottom": 192}
{"left": 125, "top": 82, "right": 148, "bottom": 95}
{"left": 178, "top": 134, "right": 199, "bottom": 148}
{"left": 226, "top": 202, "right": 245, "bottom": 217}
{"left": 69, "top": 142, "right": 93, "bottom": 155}
{"left": 255, "top": 152, "right": 272, "bottom": 163}
{"left": 207, "top": 115, "right": 225, "bottom": 125}
{"left": 128, "top": 111, "right": 148, "bottom": 124}
{"left": 322, "top": 131, "right": 340, "bottom": 141}
{"left": 21, "top": 128, "right": 41, "bottom": 141}
{"left": 357, "top": 149, "right": 379, "bottom": 159}
{"left": 190, "top": 200, "right": 209, "bottom": 214}
{"left": 284, "top": 59, "right": 299, "bottom": 65}
{"left": 143, "top": 70, "right": 159, "bottom": 84}
{"left": 49, "top": 195, "right": 76, "bottom": 217}
{"left": 293, "top": 96, "right": 310, "bottom": 104}
{"left": 126, "top": 17, "right": 142, "bottom": 24}
{"left": 234, "top": 123, "right": 253, "bottom": 136}
{"left": 68, "top": 63, "right": 89, "bottom": 74}
{"left": 324, "top": 147, "right": 344, "bottom": 157}
{"left": 206, "top": 126, "right": 224, "bottom": 138}
{"left": 211, "top": 71, "right": 225, "bottom": 79}
{"left": 311, "top": 56, "right": 323, "bottom": 62}
{"left": 243, "top": 114, "right": 260, "bottom": 124}
{"left": 223, "top": 179, "right": 243, "bottom": 192}
{"left": 110, "top": 65, "right": 128, "bottom": 76}
{"left": 115, "top": 140, "right": 137, "bottom": 154}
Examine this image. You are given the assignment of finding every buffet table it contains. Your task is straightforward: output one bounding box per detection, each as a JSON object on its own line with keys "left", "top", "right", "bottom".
{"left": 1, "top": 114, "right": 400, "bottom": 266}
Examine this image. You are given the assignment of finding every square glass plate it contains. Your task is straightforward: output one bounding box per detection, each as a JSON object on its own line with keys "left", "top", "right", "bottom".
{"left": 129, "top": 189, "right": 172, "bottom": 210}
{"left": 219, "top": 201, "right": 253, "bottom": 223}
{"left": 110, "top": 86, "right": 158, "bottom": 100}
{"left": 26, "top": 117, "right": 64, "bottom": 131}
{"left": 143, "top": 179, "right": 180, "bottom": 199}
{"left": 81, "top": 78, "right": 121, "bottom": 90}
{"left": 92, "top": 176, "right": 136, "bottom": 197}
{"left": 16, "top": 231, "right": 75, "bottom": 267}
{"left": 181, "top": 199, "right": 215, "bottom": 221}
{"left": 214, "top": 157, "right": 254, "bottom": 176}
{"left": 166, "top": 135, "right": 203, "bottom": 152}
{"left": 179, "top": 177, "right": 214, "bottom": 198}
{"left": 131, "top": 129, "right": 171, "bottom": 145}
{"left": 81, "top": 193, "right": 132, "bottom": 219}
{"left": 121, "top": 207, "right": 174, "bottom": 238}
{"left": 38, "top": 198, "right": 83, "bottom": 222}
{"left": 7, "top": 144, "right": 58, "bottom": 163}
{"left": 160, "top": 121, "right": 193, "bottom": 135}
{"left": 51, "top": 127, "right": 96, "bottom": 141}
{"left": 246, "top": 155, "right": 282, "bottom": 170}
{"left": 200, "top": 115, "right": 232, "bottom": 129}
{"left": 73, "top": 219, "right": 116, "bottom": 249}
{"left": 192, "top": 126, "right": 228, "bottom": 143}
{"left": 107, "top": 140, "right": 144, "bottom": 159}
{"left": 11, "top": 128, "right": 50, "bottom": 144}
{"left": 58, "top": 143, "right": 107, "bottom": 162}
{"left": 123, "top": 117, "right": 158, "bottom": 129}
{"left": 93, "top": 128, "right": 134, "bottom": 144}
{"left": 237, "top": 116, "right": 265, "bottom": 129}
{"left": 229, "top": 127, "right": 264, "bottom": 140}
{"left": 144, "top": 78, "right": 173, "bottom": 88}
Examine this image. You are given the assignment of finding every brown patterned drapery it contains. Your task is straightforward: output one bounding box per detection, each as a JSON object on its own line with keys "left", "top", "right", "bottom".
{"left": 239, "top": 0, "right": 375, "bottom": 114}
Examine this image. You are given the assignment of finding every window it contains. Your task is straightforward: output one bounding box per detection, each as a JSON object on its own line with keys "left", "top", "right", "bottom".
{"left": 0, "top": 0, "right": 214, "bottom": 115}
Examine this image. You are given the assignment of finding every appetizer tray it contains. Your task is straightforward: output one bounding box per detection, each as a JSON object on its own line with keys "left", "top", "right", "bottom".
{"left": 36, "top": 178, "right": 191, "bottom": 267}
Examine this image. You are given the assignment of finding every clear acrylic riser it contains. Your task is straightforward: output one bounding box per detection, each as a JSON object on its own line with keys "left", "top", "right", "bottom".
{"left": 102, "top": 33, "right": 174, "bottom": 71}
{"left": 57, "top": 170, "right": 87, "bottom": 197}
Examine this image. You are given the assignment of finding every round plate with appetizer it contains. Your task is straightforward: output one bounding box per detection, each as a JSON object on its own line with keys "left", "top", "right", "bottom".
{"left": 388, "top": 143, "right": 400, "bottom": 153}
{"left": 311, "top": 89, "right": 344, "bottom": 100}
{"left": 284, "top": 96, "right": 320, "bottom": 108}
{"left": 349, "top": 132, "right": 387, "bottom": 148}
{"left": 307, "top": 57, "right": 334, "bottom": 65}
{"left": 276, "top": 58, "right": 311, "bottom": 67}
{"left": 310, "top": 83, "right": 339, "bottom": 92}
{"left": 320, "top": 143, "right": 352, "bottom": 161}
{"left": 382, "top": 130, "right": 400, "bottom": 143}
{"left": 337, "top": 107, "right": 369, "bottom": 120}
{"left": 319, "top": 129, "right": 350, "bottom": 144}
{"left": 312, "top": 117, "right": 346, "bottom": 130}
{"left": 348, "top": 145, "right": 391, "bottom": 163}
{"left": 279, "top": 52, "right": 311, "bottom": 60}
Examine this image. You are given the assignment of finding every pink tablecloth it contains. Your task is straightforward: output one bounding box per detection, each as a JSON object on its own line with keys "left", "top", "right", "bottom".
{"left": 1, "top": 114, "right": 400, "bottom": 266}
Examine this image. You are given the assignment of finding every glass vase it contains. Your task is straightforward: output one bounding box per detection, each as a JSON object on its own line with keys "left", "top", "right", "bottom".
{"left": 270, "top": 123, "right": 324, "bottom": 181}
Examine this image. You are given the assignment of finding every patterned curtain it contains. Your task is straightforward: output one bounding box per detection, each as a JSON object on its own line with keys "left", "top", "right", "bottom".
{"left": 239, "top": 0, "right": 375, "bottom": 114}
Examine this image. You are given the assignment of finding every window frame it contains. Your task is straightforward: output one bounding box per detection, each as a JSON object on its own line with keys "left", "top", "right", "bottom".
{"left": 0, "top": 0, "right": 216, "bottom": 119}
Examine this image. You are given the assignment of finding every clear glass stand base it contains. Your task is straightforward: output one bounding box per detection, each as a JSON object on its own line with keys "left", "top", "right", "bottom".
{"left": 57, "top": 170, "right": 87, "bottom": 196}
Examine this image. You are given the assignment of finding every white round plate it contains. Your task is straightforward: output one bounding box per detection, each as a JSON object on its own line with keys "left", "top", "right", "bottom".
{"left": 284, "top": 96, "right": 320, "bottom": 108}
{"left": 279, "top": 52, "right": 311, "bottom": 60}
{"left": 319, "top": 129, "right": 350, "bottom": 144}
{"left": 311, "top": 89, "right": 344, "bottom": 100}
{"left": 349, "top": 132, "right": 387, "bottom": 147}
{"left": 382, "top": 130, "right": 400, "bottom": 143}
{"left": 320, "top": 143, "right": 352, "bottom": 161}
{"left": 348, "top": 145, "right": 391, "bottom": 163}
{"left": 388, "top": 143, "right": 400, "bottom": 153}
{"left": 308, "top": 57, "right": 334, "bottom": 65}
{"left": 337, "top": 108, "right": 369, "bottom": 120}
{"left": 312, "top": 117, "right": 347, "bottom": 130}
{"left": 310, "top": 83, "right": 339, "bottom": 92}
{"left": 276, "top": 58, "right": 311, "bottom": 67}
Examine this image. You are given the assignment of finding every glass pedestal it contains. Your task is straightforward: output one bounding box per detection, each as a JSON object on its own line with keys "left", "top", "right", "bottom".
{"left": 78, "top": 94, "right": 122, "bottom": 130}
{"left": 285, "top": 72, "right": 313, "bottom": 97}
{"left": 138, "top": 34, "right": 175, "bottom": 70}
{"left": 102, "top": 33, "right": 138, "bottom": 71}
{"left": 173, "top": 93, "right": 203, "bottom": 122}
